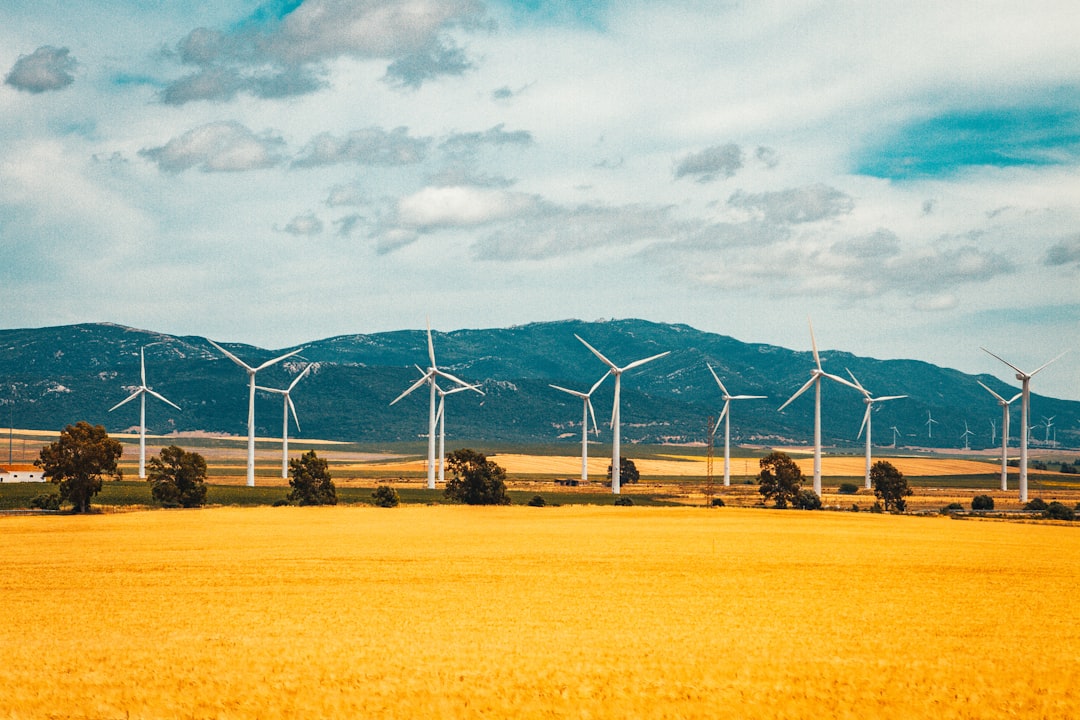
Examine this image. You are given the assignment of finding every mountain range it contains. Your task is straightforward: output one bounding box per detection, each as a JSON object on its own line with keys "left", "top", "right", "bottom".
{"left": 1, "top": 319, "right": 1077, "bottom": 451}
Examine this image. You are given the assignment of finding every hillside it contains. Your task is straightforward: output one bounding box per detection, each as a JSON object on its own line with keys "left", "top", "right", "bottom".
{"left": 1, "top": 320, "right": 1077, "bottom": 449}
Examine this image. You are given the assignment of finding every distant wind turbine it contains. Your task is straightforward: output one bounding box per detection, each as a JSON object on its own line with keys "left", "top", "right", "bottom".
{"left": 925, "top": 411, "right": 939, "bottom": 439}
{"left": 846, "top": 369, "right": 906, "bottom": 490}
{"left": 1042, "top": 416, "right": 1055, "bottom": 445}
{"left": 981, "top": 348, "right": 1067, "bottom": 502}
{"left": 890, "top": 426, "right": 902, "bottom": 448}
{"left": 434, "top": 379, "right": 484, "bottom": 484}
{"left": 989, "top": 418, "right": 996, "bottom": 445}
{"left": 707, "top": 364, "right": 766, "bottom": 487}
{"left": 978, "top": 381, "right": 1021, "bottom": 491}
{"left": 255, "top": 364, "right": 312, "bottom": 479}
{"left": 390, "top": 320, "right": 481, "bottom": 489}
{"left": 777, "top": 319, "right": 860, "bottom": 496}
{"left": 960, "top": 422, "right": 974, "bottom": 451}
{"left": 209, "top": 340, "right": 303, "bottom": 487}
{"left": 549, "top": 371, "right": 610, "bottom": 482}
{"left": 575, "top": 335, "right": 669, "bottom": 494}
{"left": 109, "top": 346, "right": 180, "bottom": 479}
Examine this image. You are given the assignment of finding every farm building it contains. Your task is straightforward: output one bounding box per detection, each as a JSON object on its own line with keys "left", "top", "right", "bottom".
{"left": 0, "top": 464, "right": 46, "bottom": 482}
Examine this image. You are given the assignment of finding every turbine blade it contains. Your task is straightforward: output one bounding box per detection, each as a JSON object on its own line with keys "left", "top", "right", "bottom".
{"left": 587, "top": 398, "right": 599, "bottom": 434}
{"left": 575, "top": 334, "right": 617, "bottom": 370}
{"left": 977, "top": 380, "right": 1007, "bottom": 403}
{"left": 427, "top": 319, "right": 437, "bottom": 369}
{"left": 255, "top": 385, "right": 286, "bottom": 395}
{"left": 845, "top": 368, "right": 867, "bottom": 394}
{"left": 444, "top": 383, "right": 482, "bottom": 396}
{"left": 822, "top": 371, "right": 861, "bottom": 392}
{"left": 610, "top": 376, "right": 621, "bottom": 428}
{"left": 146, "top": 388, "right": 181, "bottom": 411}
{"left": 550, "top": 384, "right": 588, "bottom": 399}
{"left": 434, "top": 368, "right": 479, "bottom": 391}
{"left": 288, "top": 396, "right": 300, "bottom": 431}
{"left": 621, "top": 350, "right": 670, "bottom": 372}
{"left": 808, "top": 317, "right": 821, "bottom": 371}
{"left": 1007, "top": 392, "right": 1022, "bottom": 404}
{"left": 714, "top": 402, "right": 729, "bottom": 435}
{"left": 707, "top": 363, "right": 730, "bottom": 397}
{"left": 208, "top": 339, "right": 253, "bottom": 371}
{"left": 288, "top": 363, "right": 312, "bottom": 391}
{"left": 254, "top": 347, "right": 303, "bottom": 373}
{"left": 390, "top": 372, "right": 432, "bottom": 406}
{"left": 435, "top": 397, "right": 445, "bottom": 424}
{"left": 874, "top": 395, "right": 907, "bottom": 402}
{"left": 980, "top": 347, "right": 1024, "bottom": 377}
{"left": 778, "top": 376, "right": 816, "bottom": 412}
{"left": 857, "top": 404, "right": 871, "bottom": 440}
{"left": 730, "top": 394, "right": 767, "bottom": 400}
{"left": 140, "top": 347, "right": 147, "bottom": 387}
{"left": 108, "top": 390, "right": 143, "bottom": 412}
{"left": 1029, "top": 351, "right": 1068, "bottom": 377}
{"left": 588, "top": 370, "right": 611, "bottom": 396}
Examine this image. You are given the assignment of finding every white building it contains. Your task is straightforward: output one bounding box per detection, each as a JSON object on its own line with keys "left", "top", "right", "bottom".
{"left": 0, "top": 464, "right": 46, "bottom": 482}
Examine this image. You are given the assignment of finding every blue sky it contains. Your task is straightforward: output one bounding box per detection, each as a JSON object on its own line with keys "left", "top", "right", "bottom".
{"left": 2, "top": 0, "right": 1078, "bottom": 400}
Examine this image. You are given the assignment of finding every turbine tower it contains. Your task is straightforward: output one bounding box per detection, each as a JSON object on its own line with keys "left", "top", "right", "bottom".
{"left": 109, "top": 346, "right": 180, "bottom": 479}
{"left": 575, "top": 335, "right": 669, "bottom": 494}
{"left": 981, "top": 349, "right": 1066, "bottom": 502}
{"left": 707, "top": 364, "right": 766, "bottom": 487}
{"left": 978, "top": 381, "right": 1021, "bottom": 492}
{"left": 209, "top": 340, "right": 303, "bottom": 487}
{"left": 390, "top": 321, "right": 480, "bottom": 489}
{"left": 549, "top": 371, "right": 610, "bottom": 482}
{"left": 255, "top": 364, "right": 312, "bottom": 479}
{"left": 433, "top": 378, "right": 484, "bottom": 484}
{"left": 846, "top": 369, "right": 906, "bottom": 490}
{"left": 777, "top": 319, "right": 860, "bottom": 496}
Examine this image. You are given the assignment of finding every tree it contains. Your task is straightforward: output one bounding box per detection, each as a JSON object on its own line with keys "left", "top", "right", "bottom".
{"left": 372, "top": 485, "right": 400, "bottom": 508}
{"left": 757, "top": 451, "right": 803, "bottom": 508}
{"left": 607, "top": 457, "right": 640, "bottom": 486}
{"left": 36, "top": 421, "right": 122, "bottom": 513}
{"left": 444, "top": 448, "right": 511, "bottom": 505}
{"left": 287, "top": 450, "right": 337, "bottom": 506}
{"left": 148, "top": 445, "right": 208, "bottom": 508}
{"left": 871, "top": 460, "right": 911, "bottom": 512}
{"left": 971, "top": 494, "right": 994, "bottom": 511}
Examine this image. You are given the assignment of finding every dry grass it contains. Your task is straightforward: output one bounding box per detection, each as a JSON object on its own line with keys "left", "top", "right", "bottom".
{"left": 1, "top": 506, "right": 1078, "bottom": 718}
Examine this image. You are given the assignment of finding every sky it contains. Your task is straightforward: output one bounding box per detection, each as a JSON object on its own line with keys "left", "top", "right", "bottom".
{"left": 2, "top": 0, "right": 1079, "bottom": 400}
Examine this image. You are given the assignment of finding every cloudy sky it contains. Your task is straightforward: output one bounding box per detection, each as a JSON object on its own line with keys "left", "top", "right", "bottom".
{"left": 2, "top": 0, "right": 1079, "bottom": 399}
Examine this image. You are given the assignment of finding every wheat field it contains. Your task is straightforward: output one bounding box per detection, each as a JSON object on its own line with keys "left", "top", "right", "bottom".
{"left": 2, "top": 506, "right": 1078, "bottom": 719}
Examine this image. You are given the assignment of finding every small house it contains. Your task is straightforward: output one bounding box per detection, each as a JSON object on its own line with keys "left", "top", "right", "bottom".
{"left": 0, "top": 464, "right": 46, "bottom": 482}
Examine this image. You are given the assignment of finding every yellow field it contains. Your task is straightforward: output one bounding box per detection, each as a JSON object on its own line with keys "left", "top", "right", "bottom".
{"left": 2, "top": 506, "right": 1078, "bottom": 719}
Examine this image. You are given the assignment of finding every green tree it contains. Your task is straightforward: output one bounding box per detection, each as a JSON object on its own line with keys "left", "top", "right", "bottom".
{"left": 35, "top": 421, "right": 123, "bottom": 513}
{"left": 757, "top": 451, "right": 803, "bottom": 508}
{"left": 148, "top": 445, "right": 208, "bottom": 508}
{"left": 606, "top": 457, "right": 640, "bottom": 486}
{"left": 871, "top": 460, "right": 911, "bottom": 512}
{"left": 287, "top": 450, "right": 337, "bottom": 506}
{"left": 372, "top": 485, "right": 400, "bottom": 508}
{"left": 444, "top": 448, "right": 511, "bottom": 505}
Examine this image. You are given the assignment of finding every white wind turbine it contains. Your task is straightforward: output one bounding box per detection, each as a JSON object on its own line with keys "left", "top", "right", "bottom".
{"left": 989, "top": 418, "right": 997, "bottom": 445}
{"left": 390, "top": 321, "right": 481, "bottom": 489}
{"left": 1042, "top": 416, "right": 1055, "bottom": 445}
{"left": 255, "top": 364, "right": 312, "bottom": 479}
{"left": 890, "top": 426, "right": 902, "bottom": 448}
{"left": 977, "top": 381, "right": 1021, "bottom": 492}
{"left": 777, "top": 319, "right": 860, "bottom": 496}
{"left": 109, "top": 346, "right": 180, "bottom": 479}
{"left": 549, "top": 371, "right": 610, "bottom": 482}
{"left": 845, "top": 369, "right": 906, "bottom": 490}
{"left": 707, "top": 364, "right": 766, "bottom": 487}
{"left": 981, "top": 349, "right": 1066, "bottom": 502}
{"left": 433, "top": 378, "right": 485, "bottom": 484}
{"left": 575, "top": 335, "right": 669, "bottom": 494}
{"left": 925, "top": 410, "right": 938, "bottom": 439}
{"left": 960, "top": 422, "right": 974, "bottom": 451}
{"left": 208, "top": 340, "right": 303, "bottom": 487}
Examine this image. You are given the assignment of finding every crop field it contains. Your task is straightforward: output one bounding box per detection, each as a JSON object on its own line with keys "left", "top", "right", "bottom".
{"left": 1, "top": 506, "right": 1078, "bottom": 719}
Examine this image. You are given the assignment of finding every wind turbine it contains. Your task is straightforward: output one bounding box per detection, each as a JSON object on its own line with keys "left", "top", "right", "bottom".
{"left": 433, "top": 379, "right": 485, "bottom": 484}
{"left": 109, "top": 346, "right": 180, "bottom": 479}
{"left": 575, "top": 334, "right": 669, "bottom": 494}
{"left": 549, "top": 371, "right": 610, "bottom": 482}
{"left": 208, "top": 340, "right": 303, "bottom": 487}
{"left": 925, "top": 411, "right": 938, "bottom": 439}
{"left": 981, "top": 349, "right": 1066, "bottom": 502}
{"left": 707, "top": 364, "right": 766, "bottom": 487}
{"left": 960, "top": 422, "right": 974, "bottom": 451}
{"left": 255, "top": 364, "right": 312, "bottom": 479}
{"left": 390, "top": 321, "right": 481, "bottom": 489}
{"left": 1042, "top": 416, "right": 1055, "bottom": 445}
{"left": 777, "top": 319, "right": 860, "bottom": 497}
{"left": 978, "top": 381, "right": 1021, "bottom": 491}
{"left": 890, "top": 426, "right": 902, "bottom": 448}
{"left": 989, "top": 418, "right": 997, "bottom": 445}
{"left": 846, "top": 369, "right": 906, "bottom": 490}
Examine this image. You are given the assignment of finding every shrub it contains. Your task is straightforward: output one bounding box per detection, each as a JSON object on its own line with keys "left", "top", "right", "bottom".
{"left": 607, "top": 458, "right": 640, "bottom": 486}
{"left": 971, "top": 495, "right": 995, "bottom": 511}
{"left": 850, "top": 503, "right": 860, "bottom": 513}
{"left": 1024, "top": 498, "right": 1048, "bottom": 512}
{"left": 527, "top": 495, "right": 546, "bottom": 507}
{"left": 1044, "top": 502, "right": 1075, "bottom": 521}
{"left": 837, "top": 482, "right": 860, "bottom": 495}
{"left": 148, "top": 446, "right": 208, "bottom": 508}
{"left": 794, "top": 489, "right": 822, "bottom": 510}
{"left": 614, "top": 496, "right": 634, "bottom": 506}
{"left": 29, "top": 492, "right": 61, "bottom": 511}
{"left": 272, "top": 499, "right": 290, "bottom": 507}
{"left": 869, "top": 501, "right": 884, "bottom": 514}
{"left": 940, "top": 502, "right": 964, "bottom": 515}
{"left": 372, "top": 485, "right": 400, "bottom": 508}
{"left": 711, "top": 497, "right": 725, "bottom": 507}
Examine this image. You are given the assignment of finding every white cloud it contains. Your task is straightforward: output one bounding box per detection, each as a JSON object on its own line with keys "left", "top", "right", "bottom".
{"left": 397, "top": 186, "right": 538, "bottom": 228}
{"left": 139, "top": 121, "right": 285, "bottom": 172}
{"left": 282, "top": 213, "right": 324, "bottom": 236}
{"left": 5, "top": 46, "right": 77, "bottom": 93}
{"left": 292, "top": 127, "right": 429, "bottom": 167}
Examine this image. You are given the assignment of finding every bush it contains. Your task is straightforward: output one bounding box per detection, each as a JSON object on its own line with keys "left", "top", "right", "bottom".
{"left": 444, "top": 449, "right": 511, "bottom": 505}
{"left": 794, "top": 489, "right": 822, "bottom": 510}
{"left": 272, "top": 498, "right": 290, "bottom": 507}
{"left": 372, "top": 485, "right": 400, "bottom": 508}
{"left": 29, "top": 492, "right": 60, "bottom": 511}
{"left": 148, "top": 446, "right": 208, "bottom": 508}
{"left": 837, "top": 482, "right": 860, "bottom": 495}
{"left": 527, "top": 495, "right": 546, "bottom": 507}
{"left": 288, "top": 450, "right": 337, "bottom": 506}
{"left": 711, "top": 497, "right": 725, "bottom": 507}
{"left": 1024, "top": 498, "right": 1048, "bottom": 512}
{"left": 1044, "top": 502, "right": 1075, "bottom": 521}
{"left": 614, "top": 496, "right": 634, "bottom": 506}
{"left": 869, "top": 501, "right": 884, "bottom": 514}
{"left": 971, "top": 495, "right": 995, "bottom": 511}
{"left": 940, "top": 502, "right": 964, "bottom": 515}
{"left": 607, "top": 457, "right": 640, "bottom": 486}
{"left": 850, "top": 503, "right": 860, "bottom": 513}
